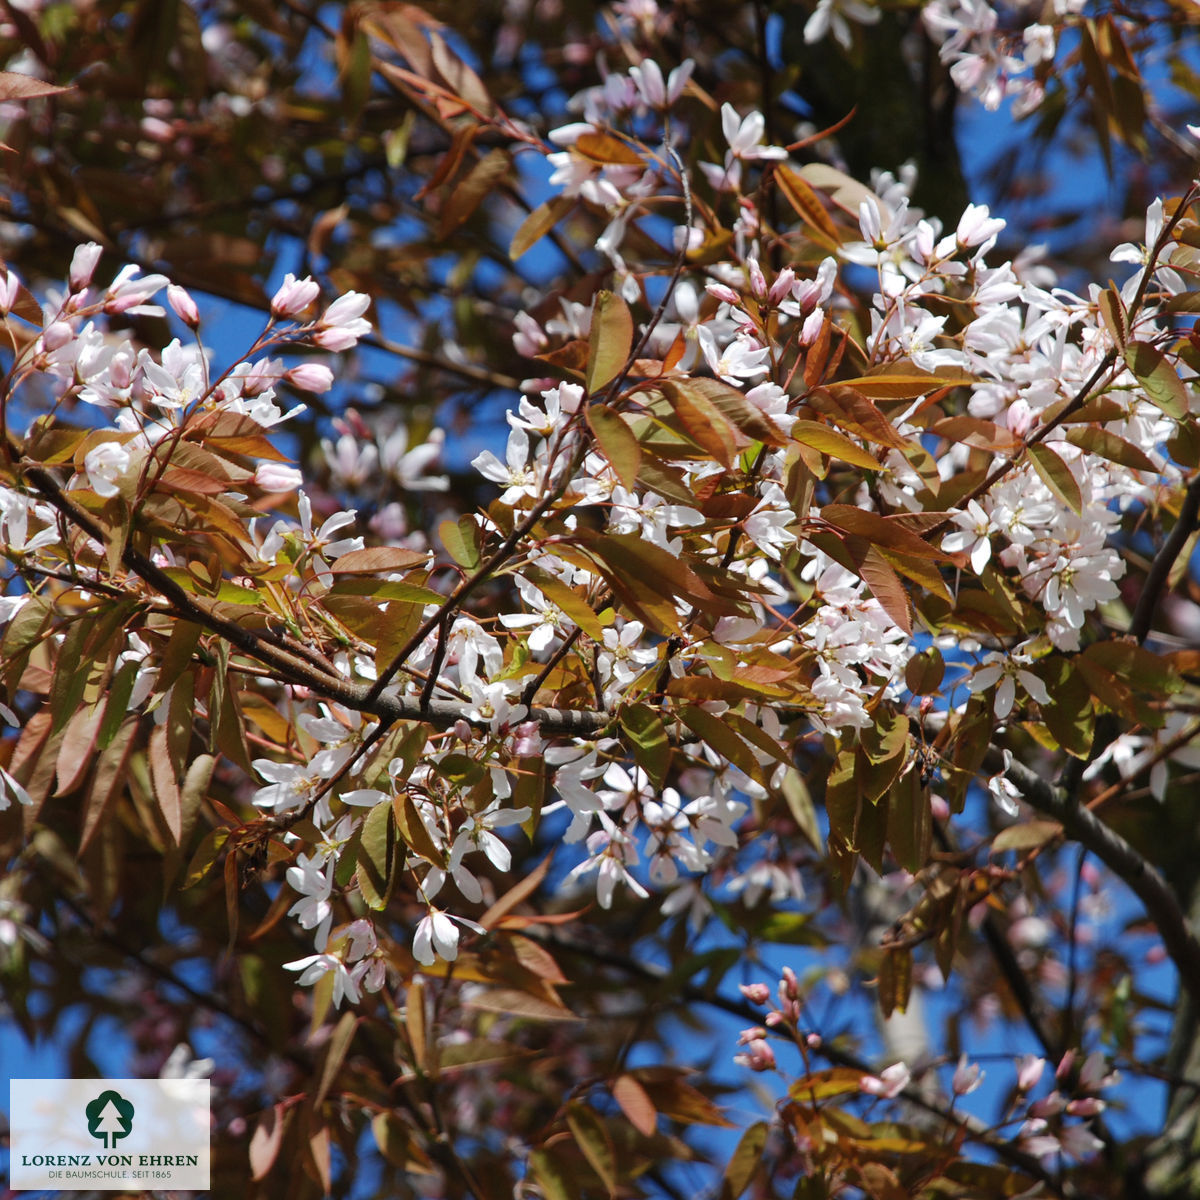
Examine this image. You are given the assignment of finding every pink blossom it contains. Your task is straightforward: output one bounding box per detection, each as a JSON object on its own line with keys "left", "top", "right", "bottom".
{"left": 254, "top": 463, "right": 303, "bottom": 493}
{"left": 39, "top": 321, "right": 73, "bottom": 353}
{"left": 285, "top": 363, "right": 334, "bottom": 393}
{"left": 313, "top": 291, "right": 371, "bottom": 351}
{"left": 952, "top": 1055, "right": 984, "bottom": 1096}
{"left": 720, "top": 103, "right": 787, "bottom": 161}
{"left": 733, "top": 1037, "right": 775, "bottom": 1072}
{"left": 0, "top": 269, "right": 19, "bottom": 315}
{"left": 69, "top": 242, "right": 103, "bottom": 292}
{"left": 104, "top": 264, "right": 169, "bottom": 314}
{"left": 860, "top": 1062, "right": 910, "bottom": 1098}
{"left": 271, "top": 273, "right": 320, "bottom": 318}
{"left": 1017, "top": 1054, "right": 1046, "bottom": 1092}
{"left": 739, "top": 982, "right": 770, "bottom": 1005}
{"left": 167, "top": 284, "right": 200, "bottom": 327}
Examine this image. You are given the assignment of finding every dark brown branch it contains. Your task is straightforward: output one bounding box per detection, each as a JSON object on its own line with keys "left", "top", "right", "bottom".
{"left": 1002, "top": 754, "right": 1200, "bottom": 1008}
{"left": 1129, "top": 472, "right": 1200, "bottom": 644}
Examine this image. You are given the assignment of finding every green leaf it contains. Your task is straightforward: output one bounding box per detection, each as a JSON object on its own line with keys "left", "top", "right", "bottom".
{"left": 313, "top": 1010, "right": 357, "bottom": 1108}
{"left": 905, "top": 646, "right": 944, "bottom": 694}
{"left": 1039, "top": 657, "right": 1094, "bottom": 758}
{"left": 439, "top": 515, "right": 482, "bottom": 569}
{"left": 530, "top": 1147, "right": 574, "bottom": 1200}
{"left": 659, "top": 379, "right": 751, "bottom": 468}
{"left": 1098, "top": 287, "right": 1127, "bottom": 349}
{"left": 586, "top": 290, "right": 634, "bottom": 394}
{"left": 1126, "top": 341, "right": 1187, "bottom": 420}
{"left": 1026, "top": 442, "right": 1082, "bottom": 515}
{"left": 835, "top": 367, "right": 975, "bottom": 399}
{"left": 438, "top": 148, "right": 510, "bottom": 239}
{"left": 678, "top": 705, "right": 760, "bottom": 781}
{"left": 149, "top": 723, "right": 183, "bottom": 843}
{"left": 587, "top": 403, "right": 642, "bottom": 490}
{"left": 792, "top": 420, "right": 880, "bottom": 471}
{"left": 619, "top": 704, "right": 671, "bottom": 785}
{"left": 787, "top": 1068, "right": 869, "bottom": 1101}
{"left": 566, "top": 1104, "right": 617, "bottom": 1195}
{"left": 510, "top": 194, "right": 573, "bottom": 260}
{"left": 780, "top": 766, "right": 821, "bottom": 850}
{"left": 1063, "top": 425, "right": 1157, "bottom": 473}
{"left": 392, "top": 791, "right": 444, "bottom": 865}
{"left": 992, "top": 820, "right": 1063, "bottom": 853}
{"left": 775, "top": 165, "right": 840, "bottom": 247}
{"left": 180, "top": 753, "right": 215, "bottom": 849}
{"left": 97, "top": 660, "right": 140, "bottom": 750}
{"left": 887, "top": 771, "right": 931, "bottom": 874}
{"left": 330, "top": 577, "right": 443, "bottom": 604}
{"left": 357, "top": 799, "right": 395, "bottom": 910}
{"left": 1085, "top": 640, "right": 1181, "bottom": 694}
{"left": 521, "top": 568, "right": 605, "bottom": 641}
{"left": 183, "top": 827, "right": 230, "bottom": 889}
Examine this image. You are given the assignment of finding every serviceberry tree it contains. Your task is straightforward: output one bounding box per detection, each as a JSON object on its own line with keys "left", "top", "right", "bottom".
{"left": 3, "top": 2, "right": 1200, "bottom": 1197}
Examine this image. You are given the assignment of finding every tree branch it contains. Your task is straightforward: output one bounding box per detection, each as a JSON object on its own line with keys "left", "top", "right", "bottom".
{"left": 1003, "top": 754, "right": 1200, "bottom": 1007}
{"left": 1129, "top": 471, "right": 1200, "bottom": 644}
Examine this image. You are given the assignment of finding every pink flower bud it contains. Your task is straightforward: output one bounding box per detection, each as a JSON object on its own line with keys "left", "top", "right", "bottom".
{"left": 511, "top": 720, "right": 542, "bottom": 757}
{"left": 167, "top": 284, "right": 200, "bottom": 328}
{"left": 0, "top": 268, "right": 20, "bottom": 316}
{"left": 271, "top": 273, "right": 320, "bottom": 319}
{"left": 1056, "top": 1049, "right": 1076, "bottom": 1082}
{"left": 739, "top": 983, "right": 770, "bottom": 1005}
{"left": 768, "top": 267, "right": 796, "bottom": 306}
{"left": 952, "top": 1055, "right": 984, "bottom": 1096}
{"left": 1066, "top": 1097, "right": 1106, "bottom": 1117}
{"left": 780, "top": 966, "right": 801, "bottom": 1001}
{"left": 254, "top": 463, "right": 303, "bottom": 493}
{"left": 40, "top": 321, "right": 73, "bottom": 352}
{"left": 800, "top": 309, "right": 825, "bottom": 345}
{"left": 733, "top": 1038, "right": 775, "bottom": 1072}
{"left": 860, "top": 1062, "right": 911, "bottom": 1098}
{"left": 69, "top": 243, "right": 103, "bottom": 292}
{"left": 1029, "top": 1091, "right": 1066, "bottom": 1118}
{"left": 748, "top": 258, "right": 767, "bottom": 298}
{"left": 1017, "top": 1055, "right": 1045, "bottom": 1092}
{"left": 321, "top": 291, "right": 370, "bottom": 327}
{"left": 285, "top": 363, "right": 335, "bottom": 393}
{"left": 706, "top": 282, "right": 740, "bottom": 305}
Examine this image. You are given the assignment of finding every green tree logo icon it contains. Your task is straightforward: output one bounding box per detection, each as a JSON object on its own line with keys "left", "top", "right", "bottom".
{"left": 85, "top": 1090, "right": 135, "bottom": 1149}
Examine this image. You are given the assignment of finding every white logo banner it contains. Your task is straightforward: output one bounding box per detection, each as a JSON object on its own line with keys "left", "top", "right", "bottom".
{"left": 9, "top": 1078, "right": 210, "bottom": 1191}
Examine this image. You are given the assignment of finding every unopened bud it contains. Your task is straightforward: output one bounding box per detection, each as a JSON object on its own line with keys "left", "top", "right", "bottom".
{"left": 739, "top": 983, "right": 770, "bottom": 1005}
{"left": 40, "top": 321, "right": 73, "bottom": 352}
{"left": 167, "top": 284, "right": 200, "bottom": 328}
{"left": 69, "top": 243, "right": 103, "bottom": 292}
{"left": 286, "top": 363, "right": 335, "bottom": 393}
